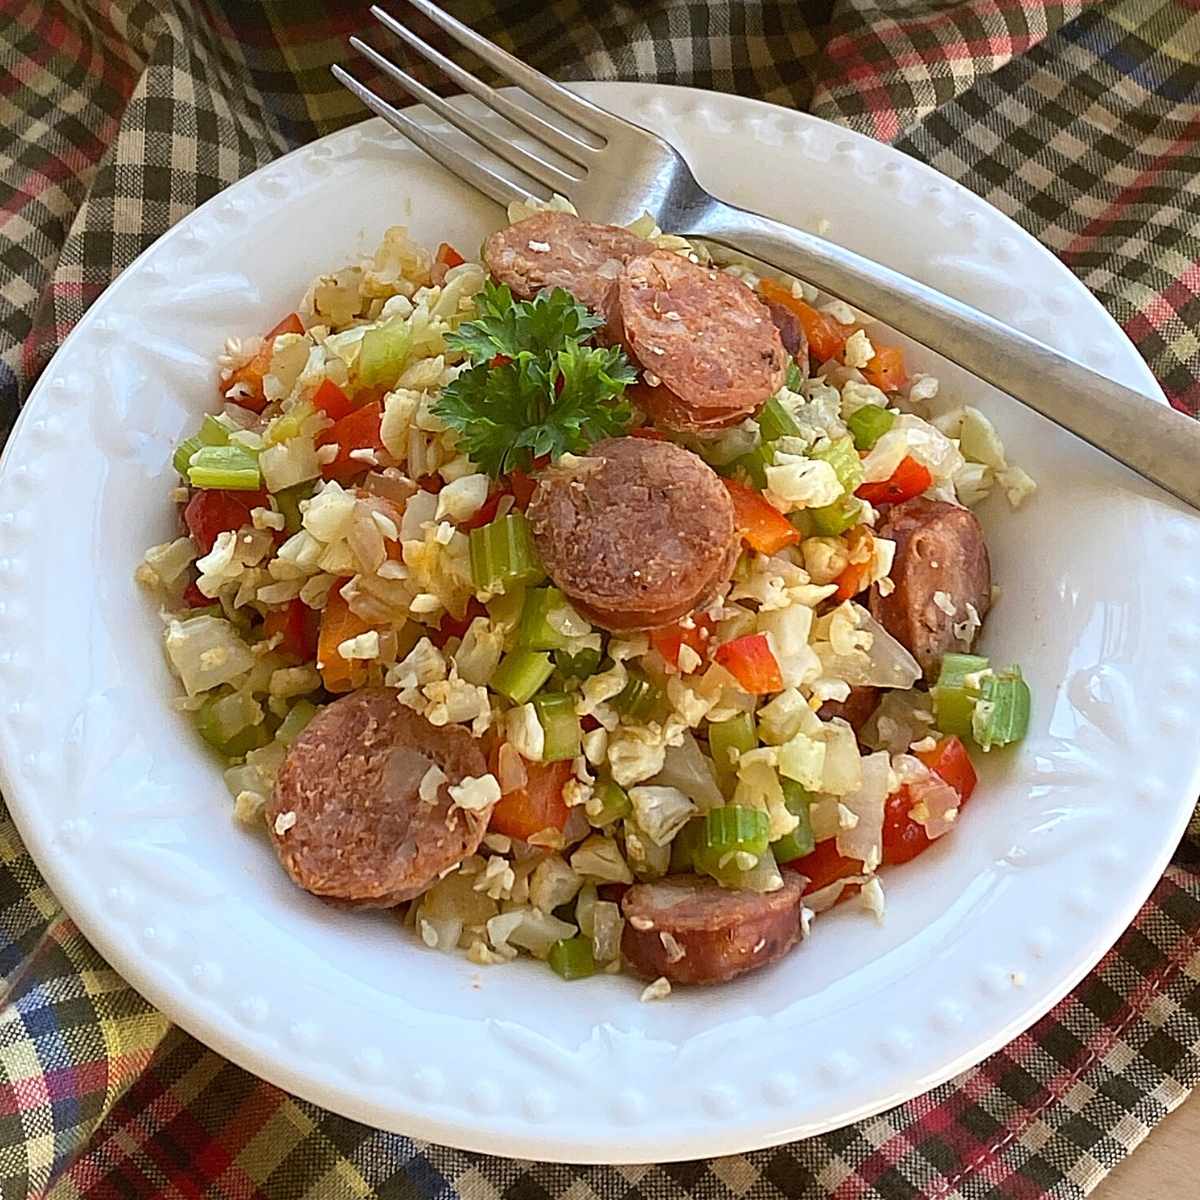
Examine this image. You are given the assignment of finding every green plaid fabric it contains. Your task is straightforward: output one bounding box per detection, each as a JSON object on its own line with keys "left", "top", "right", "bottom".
{"left": 1, "top": 1, "right": 1198, "bottom": 1196}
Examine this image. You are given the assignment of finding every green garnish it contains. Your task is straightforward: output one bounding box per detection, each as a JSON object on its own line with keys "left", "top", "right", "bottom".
{"left": 435, "top": 283, "right": 637, "bottom": 476}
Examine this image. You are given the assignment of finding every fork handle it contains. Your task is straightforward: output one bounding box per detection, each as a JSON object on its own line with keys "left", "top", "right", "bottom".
{"left": 689, "top": 205, "right": 1200, "bottom": 511}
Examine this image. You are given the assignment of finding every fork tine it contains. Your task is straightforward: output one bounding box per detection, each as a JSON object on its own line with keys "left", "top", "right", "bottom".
{"left": 370, "top": 6, "right": 596, "bottom": 168}
{"left": 400, "top": 0, "right": 618, "bottom": 140}
{"left": 350, "top": 37, "right": 580, "bottom": 195}
{"left": 331, "top": 65, "right": 546, "bottom": 209}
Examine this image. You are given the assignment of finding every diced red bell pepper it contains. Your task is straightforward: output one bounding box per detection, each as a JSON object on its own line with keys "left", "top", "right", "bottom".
{"left": 263, "top": 598, "right": 319, "bottom": 661}
{"left": 313, "top": 378, "right": 354, "bottom": 421}
{"left": 855, "top": 456, "right": 932, "bottom": 506}
{"left": 265, "top": 312, "right": 305, "bottom": 339}
{"left": 786, "top": 837, "right": 864, "bottom": 893}
{"left": 757, "top": 279, "right": 851, "bottom": 364}
{"left": 220, "top": 314, "right": 305, "bottom": 411}
{"left": 488, "top": 757, "right": 572, "bottom": 841}
{"left": 507, "top": 468, "right": 537, "bottom": 508}
{"left": 183, "top": 488, "right": 268, "bottom": 554}
{"left": 416, "top": 474, "right": 444, "bottom": 494}
{"left": 723, "top": 477, "right": 799, "bottom": 555}
{"left": 182, "top": 580, "right": 211, "bottom": 608}
{"left": 458, "top": 488, "right": 508, "bottom": 532}
{"left": 650, "top": 612, "right": 715, "bottom": 670}
{"left": 317, "top": 400, "right": 385, "bottom": 483}
{"left": 882, "top": 736, "right": 977, "bottom": 865}
{"left": 435, "top": 242, "right": 466, "bottom": 269}
{"left": 863, "top": 344, "right": 907, "bottom": 393}
{"left": 316, "top": 585, "right": 372, "bottom": 693}
{"left": 714, "top": 633, "right": 783, "bottom": 694}
{"left": 430, "top": 598, "right": 488, "bottom": 648}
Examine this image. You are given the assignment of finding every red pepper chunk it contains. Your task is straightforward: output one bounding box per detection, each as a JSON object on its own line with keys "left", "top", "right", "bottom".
{"left": 722, "top": 478, "right": 799, "bottom": 555}
{"left": 882, "top": 736, "right": 977, "bottom": 866}
{"left": 757, "top": 279, "right": 850, "bottom": 364}
{"left": 786, "top": 837, "right": 863, "bottom": 893}
{"left": 435, "top": 242, "right": 466, "bottom": 268}
{"left": 863, "top": 345, "right": 907, "bottom": 393}
{"left": 714, "top": 633, "right": 783, "bottom": 694}
{"left": 317, "top": 401, "right": 385, "bottom": 483}
{"left": 265, "top": 312, "right": 305, "bottom": 339}
{"left": 855, "top": 456, "right": 932, "bottom": 506}
{"left": 430, "top": 598, "right": 488, "bottom": 648}
{"left": 650, "top": 612, "right": 715, "bottom": 670}
{"left": 313, "top": 378, "right": 354, "bottom": 422}
{"left": 183, "top": 488, "right": 268, "bottom": 554}
{"left": 916, "top": 735, "right": 977, "bottom": 801}
{"left": 263, "top": 598, "right": 319, "bottom": 661}
{"left": 488, "top": 755, "right": 573, "bottom": 841}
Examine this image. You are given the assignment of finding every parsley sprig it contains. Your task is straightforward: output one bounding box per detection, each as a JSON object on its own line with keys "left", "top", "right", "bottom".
{"left": 434, "top": 281, "right": 636, "bottom": 477}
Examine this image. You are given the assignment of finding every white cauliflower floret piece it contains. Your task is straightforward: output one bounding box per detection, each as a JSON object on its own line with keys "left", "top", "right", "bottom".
{"left": 765, "top": 455, "right": 842, "bottom": 511}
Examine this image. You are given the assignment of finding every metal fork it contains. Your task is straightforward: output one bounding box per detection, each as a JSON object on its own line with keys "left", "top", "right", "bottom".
{"left": 334, "top": 0, "right": 1200, "bottom": 512}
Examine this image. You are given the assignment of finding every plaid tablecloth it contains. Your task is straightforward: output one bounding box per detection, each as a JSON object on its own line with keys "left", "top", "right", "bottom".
{"left": 1, "top": 1, "right": 1199, "bottom": 1196}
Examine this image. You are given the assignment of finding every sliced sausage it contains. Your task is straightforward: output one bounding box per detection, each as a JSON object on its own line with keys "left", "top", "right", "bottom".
{"left": 527, "top": 436, "right": 738, "bottom": 632}
{"left": 764, "top": 298, "right": 809, "bottom": 373}
{"left": 818, "top": 686, "right": 880, "bottom": 733}
{"left": 620, "top": 871, "right": 806, "bottom": 985}
{"left": 607, "top": 251, "right": 788, "bottom": 432}
{"left": 268, "top": 689, "right": 491, "bottom": 908}
{"left": 870, "top": 497, "right": 991, "bottom": 680}
{"left": 482, "top": 212, "right": 653, "bottom": 313}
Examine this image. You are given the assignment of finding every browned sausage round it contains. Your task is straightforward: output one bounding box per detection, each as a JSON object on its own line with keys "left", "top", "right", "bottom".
{"left": 620, "top": 871, "right": 806, "bottom": 985}
{"left": 607, "top": 251, "right": 788, "bottom": 432}
{"left": 482, "top": 212, "right": 653, "bottom": 313}
{"left": 267, "top": 689, "right": 491, "bottom": 908}
{"left": 870, "top": 497, "right": 992, "bottom": 680}
{"left": 818, "top": 686, "right": 880, "bottom": 733}
{"left": 527, "top": 436, "right": 738, "bottom": 632}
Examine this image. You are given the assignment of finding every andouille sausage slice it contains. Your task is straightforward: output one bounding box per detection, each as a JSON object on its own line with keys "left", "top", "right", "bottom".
{"left": 620, "top": 871, "right": 806, "bottom": 985}
{"left": 482, "top": 212, "right": 653, "bottom": 313}
{"left": 607, "top": 251, "right": 788, "bottom": 432}
{"left": 527, "top": 437, "right": 738, "bottom": 632}
{"left": 268, "top": 689, "right": 491, "bottom": 908}
{"left": 870, "top": 497, "right": 992, "bottom": 680}
{"left": 818, "top": 686, "right": 880, "bottom": 733}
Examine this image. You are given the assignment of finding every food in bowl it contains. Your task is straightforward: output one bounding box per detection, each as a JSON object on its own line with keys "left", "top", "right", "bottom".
{"left": 137, "top": 202, "right": 1035, "bottom": 996}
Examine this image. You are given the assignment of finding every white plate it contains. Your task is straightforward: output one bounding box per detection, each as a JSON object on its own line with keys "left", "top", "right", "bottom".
{"left": 1, "top": 83, "right": 1197, "bottom": 1163}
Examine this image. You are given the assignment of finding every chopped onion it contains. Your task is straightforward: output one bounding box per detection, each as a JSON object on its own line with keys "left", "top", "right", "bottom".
{"left": 861, "top": 691, "right": 937, "bottom": 754}
{"left": 815, "top": 605, "right": 921, "bottom": 690}
{"left": 650, "top": 733, "right": 724, "bottom": 810}
{"left": 835, "top": 751, "right": 889, "bottom": 869}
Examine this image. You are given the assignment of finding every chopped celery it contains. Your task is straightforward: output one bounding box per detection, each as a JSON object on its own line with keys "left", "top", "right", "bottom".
{"left": 554, "top": 645, "right": 603, "bottom": 680}
{"left": 356, "top": 316, "right": 411, "bottom": 388}
{"left": 785, "top": 362, "right": 805, "bottom": 390}
{"left": 188, "top": 444, "right": 262, "bottom": 491}
{"left": 486, "top": 585, "right": 526, "bottom": 632}
{"left": 276, "top": 699, "right": 318, "bottom": 746}
{"left": 694, "top": 805, "right": 771, "bottom": 876}
{"left": 612, "top": 669, "right": 665, "bottom": 722}
{"left": 173, "top": 436, "right": 203, "bottom": 476}
{"left": 710, "top": 844, "right": 782, "bottom": 892}
{"left": 771, "top": 780, "right": 815, "bottom": 863}
{"left": 273, "top": 480, "right": 316, "bottom": 534}
{"left": 733, "top": 442, "right": 774, "bottom": 490}
{"left": 846, "top": 404, "right": 895, "bottom": 450}
{"left": 972, "top": 666, "right": 1031, "bottom": 751}
{"left": 788, "top": 509, "right": 816, "bottom": 539}
{"left": 811, "top": 434, "right": 864, "bottom": 494}
{"left": 808, "top": 494, "right": 863, "bottom": 536}
{"left": 932, "top": 652, "right": 990, "bottom": 736}
{"left": 548, "top": 935, "right": 596, "bottom": 980}
{"left": 533, "top": 692, "right": 581, "bottom": 762}
{"left": 265, "top": 399, "right": 315, "bottom": 447}
{"left": 670, "top": 817, "right": 704, "bottom": 872}
{"left": 491, "top": 649, "right": 555, "bottom": 704}
{"left": 469, "top": 513, "right": 545, "bottom": 593}
{"left": 199, "top": 414, "right": 231, "bottom": 446}
{"left": 758, "top": 395, "right": 802, "bottom": 442}
{"left": 590, "top": 779, "right": 631, "bottom": 827}
{"left": 708, "top": 712, "right": 757, "bottom": 788}
{"left": 194, "top": 691, "right": 268, "bottom": 757}
{"left": 518, "top": 587, "right": 572, "bottom": 651}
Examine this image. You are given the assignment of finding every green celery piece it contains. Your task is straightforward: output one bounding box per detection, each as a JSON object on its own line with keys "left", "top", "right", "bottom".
{"left": 693, "top": 805, "right": 771, "bottom": 876}
{"left": 612, "top": 669, "right": 665, "bottom": 722}
{"left": 533, "top": 691, "right": 581, "bottom": 762}
{"left": 785, "top": 362, "right": 805, "bottom": 391}
{"left": 548, "top": 935, "right": 597, "bottom": 980}
{"left": 188, "top": 444, "right": 262, "bottom": 491}
{"left": 811, "top": 434, "right": 864, "bottom": 493}
{"left": 356, "top": 317, "right": 410, "bottom": 388}
{"left": 932, "top": 652, "right": 990, "bottom": 736}
{"left": 732, "top": 442, "right": 774, "bottom": 490}
{"left": 771, "top": 780, "right": 815, "bottom": 863}
{"left": 194, "top": 691, "right": 267, "bottom": 756}
{"left": 173, "top": 436, "right": 203, "bottom": 476}
{"left": 846, "top": 404, "right": 895, "bottom": 451}
{"left": 808, "top": 494, "right": 863, "bottom": 536}
{"left": 708, "top": 712, "right": 757, "bottom": 789}
{"left": 518, "top": 587, "right": 572, "bottom": 651}
{"left": 972, "top": 666, "right": 1031, "bottom": 751}
{"left": 707, "top": 843, "right": 782, "bottom": 891}
{"left": 469, "top": 513, "right": 545, "bottom": 592}
{"left": 273, "top": 480, "right": 316, "bottom": 534}
{"left": 670, "top": 817, "right": 704, "bottom": 872}
{"left": 276, "top": 699, "right": 318, "bottom": 747}
{"left": 491, "top": 650, "right": 555, "bottom": 704}
{"left": 758, "top": 395, "right": 802, "bottom": 442}
{"left": 589, "top": 780, "right": 631, "bottom": 827}
{"left": 199, "top": 414, "right": 231, "bottom": 446}
{"left": 554, "top": 645, "right": 603, "bottom": 680}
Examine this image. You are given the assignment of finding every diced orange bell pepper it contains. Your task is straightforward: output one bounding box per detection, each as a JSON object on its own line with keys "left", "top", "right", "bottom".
{"left": 714, "top": 633, "right": 783, "bottom": 694}
{"left": 489, "top": 757, "right": 573, "bottom": 841}
{"left": 757, "top": 278, "right": 851, "bottom": 364}
{"left": 435, "top": 242, "right": 466, "bottom": 269}
{"left": 317, "top": 586, "right": 373, "bottom": 693}
{"left": 855, "top": 456, "right": 932, "bottom": 506}
{"left": 317, "top": 401, "right": 385, "bottom": 483}
{"left": 650, "top": 612, "right": 715, "bottom": 670}
{"left": 266, "top": 312, "right": 305, "bottom": 339}
{"left": 219, "top": 313, "right": 304, "bottom": 411}
{"left": 722, "top": 478, "right": 799, "bottom": 555}
{"left": 863, "top": 344, "right": 907, "bottom": 393}
{"left": 833, "top": 525, "right": 874, "bottom": 602}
